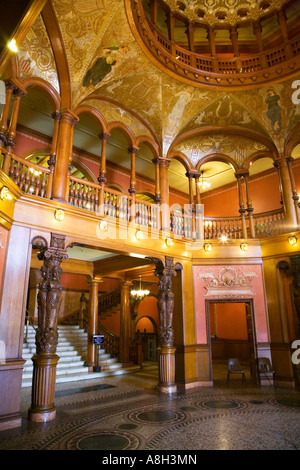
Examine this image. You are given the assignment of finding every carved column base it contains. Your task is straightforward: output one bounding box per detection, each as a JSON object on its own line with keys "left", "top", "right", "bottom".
{"left": 157, "top": 346, "right": 177, "bottom": 394}
{"left": 28, "top": 353, "right": 59, "bottom": 422}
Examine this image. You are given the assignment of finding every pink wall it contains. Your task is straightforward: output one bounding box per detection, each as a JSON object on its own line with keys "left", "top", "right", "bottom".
{"left": 193, "top": 264, "right": 269, "bottom": 345}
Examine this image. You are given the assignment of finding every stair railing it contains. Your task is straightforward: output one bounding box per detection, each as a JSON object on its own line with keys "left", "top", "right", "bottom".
{"left": 98, "top": 286, "right": 121, "bottom": 314}
{"left": 98, "top": 322, "right": 120, "bottom": 359}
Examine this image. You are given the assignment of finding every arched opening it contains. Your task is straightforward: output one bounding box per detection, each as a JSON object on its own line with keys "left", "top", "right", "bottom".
{"left": 134, "top": 295, "right": 159, "bottom": 363}
{"left": 198, "top": 159, "right": 238, "bottom": 218}
{"left": 207, "top": 299, "right": 258, "bottom": 386}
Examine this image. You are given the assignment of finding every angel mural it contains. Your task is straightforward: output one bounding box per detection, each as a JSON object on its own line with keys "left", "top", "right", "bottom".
{"left": 83, "top": 46, "right": 128, "bottom": 88}
{"left": 265, "top": 88, "right": 282, "bottom": 135}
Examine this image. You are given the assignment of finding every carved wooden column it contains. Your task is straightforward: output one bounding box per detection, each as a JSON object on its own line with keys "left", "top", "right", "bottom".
{"left": 186, "top": 171, "right": 196, "bottom": 238}
{"left": 286, "top": 157, "right": 300, "bottom": 226}
{"left": 235, "top": 172, "right": 247, "bottom": 239}
{"left": 46, "top": 112, "right": 60, "bottom": 199}
{"left": 86, "top": 278, "right": 101, "bottom": 369}
{"left": 193, "top": 172, "right": 202, "bottom": 239}
{"left": 230, "top": 27, "right": 242, "bottom": 71}
{"left": 149, "top": 256, "right": 177, "bottom": 393}
{"left": 152, "top": 157, "right": 161, "bottom": 203}
{"left": 253, "top": 21, "right": 268, "bottom": 68}
{"left": 119, "top": 280, "right": 132, "bottom": 366}
{"left": 79, "top": 291, "right": 88, "bottom": 330}
{"left": 51, "top": 109, "right": 78, "bottom": 202}
{"left": 129, "top": 146, "right": 138, "bottom": 221}
{"left": 28, "top": 234, "right": 68, "bottom": 422}
{"left": 0, "top": 81, "right": 15, "bottom": 154}
{"left": 159, "top": 157, "right": 171, "bottom": 232}
{"left": 3, "top": 86, "right": 26, "bottom": 174}
{"left": 243, "top": 172, "right": 256, "bottom": 238}
{"left": 150, "top": 0, "right": 158, "bottom": 25}
{"left": 98, "top": 132, "right": 110, "bottom": 213}
{"left": 277, "top": 9, "right": 293, "bottom": 59}
{"left": 207, "top": 27, "right": 219, "bottom": 73}
{"left": 275, "top": 156, "right": 298, "bottom": 229}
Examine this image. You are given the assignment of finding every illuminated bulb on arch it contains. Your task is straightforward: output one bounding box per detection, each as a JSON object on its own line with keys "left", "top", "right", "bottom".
{"left": 8, "top": 39, "right": 18, "bottom": 53}
{"left": 220, "top": 235, "right": 227, "bottom": 242}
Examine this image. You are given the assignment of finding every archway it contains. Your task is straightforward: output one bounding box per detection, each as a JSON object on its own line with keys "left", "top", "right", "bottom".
{"left": 206, "top": 299, "right": 258, "bottom": 385}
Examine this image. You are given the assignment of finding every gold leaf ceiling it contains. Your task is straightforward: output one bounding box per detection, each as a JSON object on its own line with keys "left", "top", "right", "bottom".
{"left": 13, "top": 0, "right": 300, "bottom": 194}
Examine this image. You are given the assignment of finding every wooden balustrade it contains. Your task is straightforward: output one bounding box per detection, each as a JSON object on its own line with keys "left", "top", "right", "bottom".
{"left": 203, "top": 216, "right": 242, "bottom": 240}
{"left": 253, "top": 208, "right": 285, "bottom": 238}
{"left": 98, "top": 322, "right": 120, "bottom": 359}
{"left": 131, "top": 0, "right": 300, "bottom": 88}
{"left": 6, "top": 152, "right": 51, "bottom": 198}
{"left": 0, "top": 150, "right": 290, "bottom": 240}
{"left": 99, "top": 287, "right": 121, "bottom": 314}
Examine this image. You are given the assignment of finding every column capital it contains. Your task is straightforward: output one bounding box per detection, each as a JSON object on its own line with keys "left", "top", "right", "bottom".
{"left": 59, "top": 108, "right": 79, "bottom": 126}
{"left": 100, "top": 132, "right": 111, "bottom": 141}
{"left": 157, "top": 156, "right": 172, "bottom": 168}
{"left": 129, "top": 146, "right": 139, "bottom": 154}
{"left": 52, "top": 111, "right": 61, "bottom": 121}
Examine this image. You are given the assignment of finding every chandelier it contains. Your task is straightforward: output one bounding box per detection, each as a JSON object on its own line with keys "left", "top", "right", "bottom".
{"left": 198, "top": 171, "right": 211, "bottom": 190}
{"left": 130, "top": 275, "right": 150, "bottom": 299}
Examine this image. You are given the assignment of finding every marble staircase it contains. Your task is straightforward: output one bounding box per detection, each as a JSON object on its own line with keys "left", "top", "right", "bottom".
{"left": 22, "top": 324, "right": 139, "bottom": 387}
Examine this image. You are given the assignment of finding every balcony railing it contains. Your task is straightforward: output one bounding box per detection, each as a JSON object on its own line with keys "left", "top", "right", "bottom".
{"left": 131, "top": 0, "right": 300, "bottom": 88}
{"left": 0, "top": 151, "right": 289, "bottom": 241}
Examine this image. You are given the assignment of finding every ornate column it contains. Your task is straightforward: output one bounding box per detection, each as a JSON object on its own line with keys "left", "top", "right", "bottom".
{"left": 277, "top": 9, "right": 293, "bottom": 59}
{"left": 3, "top": 86, "right": 26, "bottom": 174}
{"left": 98, "top": 132, "right": 110, "bottom": 214}
{"left": 275, "top": 156, "right": 298, "bottom": 230}
{"left": 149, "top": 256, "right": 177, "bottom": 393}
{"left": 230, "top": 27, "right": 242, "bottom": 71}
{"left": 0, "top": 80, "right": 16, "bottom": 154}
{"left": 119, "top": 280, "right": 132, "bottom": 366}
{"left": 193, "top": 172, "right": 203, "bottom": 239}
{"left": 159, "top": 157, "right": 171, "bottom": 232}
{"left": 253, "top": 21, "right": 268, "bottom": 68}
{"left": 207, "top": 27, "right": 219, "bottom": 73}
{"left": 152, "top": 157, "right": 161, "bottom": 203}
{"left": 46, "top": 112, "right": 60, "bottom": 199}
{"left": 243, "top": 172, "right": 256, "bottom": 238}
{"left": 186, "top": 171, "right": 196, "bottom": 238}
{"left": 235, "top": 172, "right": 248, "bottom": 239}
{"left": 28, "top": 234, "right": 68, "bottom": 422}
{"left": 150, "top": 0, "right": 158, "bottom": 25}
{"left": 51, "top": 109, "right": 78, "bottom": 202}
{"left": 286, "top": 157, "right": 300, "bottom": 225}
{"left": 86, "top": 278, "right": 101, "bottom": 369}
{"left": 79, "top": 291, "right": 88, "bottom": 330}
{"left": 278, "top": 257, "right": 300, "bottom": 337}
{"left": 129, "top": 146, "right": 138, "bottom": 221}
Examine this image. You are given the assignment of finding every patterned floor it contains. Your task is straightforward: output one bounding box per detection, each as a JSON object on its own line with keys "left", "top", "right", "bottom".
{"left": 0, "top": 363, "right": 300, "bottom": 451}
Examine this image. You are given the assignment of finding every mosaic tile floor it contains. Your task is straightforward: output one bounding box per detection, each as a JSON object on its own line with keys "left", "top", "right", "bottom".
{"left": 0, "top": 362, "right": 300, "bottom": 451}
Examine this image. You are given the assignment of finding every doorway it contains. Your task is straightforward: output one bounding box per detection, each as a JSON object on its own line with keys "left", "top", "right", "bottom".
{"left": 206, "top": 300, "right": 258, "bottom": 384}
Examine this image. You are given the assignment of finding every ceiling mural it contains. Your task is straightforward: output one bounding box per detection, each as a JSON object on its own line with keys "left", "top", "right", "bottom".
{"left": 9, "top": 0, "right": 300, "bottom": 193}
{"left": 162, "top": 0, "right": 288, "bottom": 26}
{"left": 174, "top": 134, "right": 268, "bottom": 167}
{"left": 82, "top": 98, "right": 153, "bottom": 139}
{"left": 17, "top": 14, "right": 59, "bottom": 92}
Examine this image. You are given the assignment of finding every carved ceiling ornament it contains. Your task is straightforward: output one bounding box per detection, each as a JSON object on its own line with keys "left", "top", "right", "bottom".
{"left": 197, "top": 266, "right": 258, "bottom": 297}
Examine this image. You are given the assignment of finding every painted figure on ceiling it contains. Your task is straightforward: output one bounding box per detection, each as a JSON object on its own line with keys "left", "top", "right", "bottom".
{"left": 83, "top": 46, "right": 128, "bottom": 88}
{"left": 265, "top": 88, "right": 282, "bottom": 135}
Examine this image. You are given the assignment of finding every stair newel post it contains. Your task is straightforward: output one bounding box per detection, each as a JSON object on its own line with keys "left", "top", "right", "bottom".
{"left": 79, "top": 290, "right": 88, "bottom": 330}
{"left": 86, "top": 277, "right": 102, "bottom": 369}
{"left": 28, "top": 234, "right": 68, "bottom": 423}
{"left": 148, "top": 256, "right": 177, "bottom": 393}
{"left": 119, "top": 280, "right": 133, "bottom": 366}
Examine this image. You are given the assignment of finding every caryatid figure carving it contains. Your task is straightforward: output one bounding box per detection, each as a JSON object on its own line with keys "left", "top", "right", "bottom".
{"left": 150, "top": 256, "right": 176, "bottom": 346}
{"left": 35, "top": 234, "right": 68, "bottom": 354}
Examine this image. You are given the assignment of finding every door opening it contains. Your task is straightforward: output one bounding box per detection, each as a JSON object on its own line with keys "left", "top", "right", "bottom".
{"left": 207, "top": 300, "right": 258, "bottom": 385}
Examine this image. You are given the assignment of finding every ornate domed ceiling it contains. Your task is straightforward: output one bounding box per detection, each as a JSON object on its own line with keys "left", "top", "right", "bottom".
{"left": 162, "top": 0, "right": 289, "bottom": 26}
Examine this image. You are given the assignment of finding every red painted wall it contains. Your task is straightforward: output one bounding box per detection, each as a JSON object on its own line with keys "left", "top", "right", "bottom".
{"left": 193, "top": 264, "right": 269, "bottom": 345}
{"left": 209, "top": 302, "right": 248, "bottom": 340}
